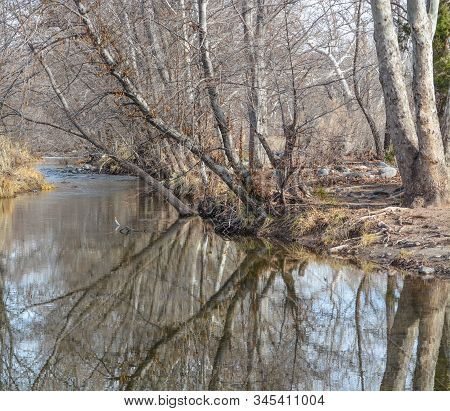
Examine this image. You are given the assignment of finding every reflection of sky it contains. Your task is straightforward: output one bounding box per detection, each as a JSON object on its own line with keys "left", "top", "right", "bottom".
{"left": 261, "top": 263, "right": 396, "bottom": 390}
{"left": 305, "top": 265, "right": 388, "bottom": 390}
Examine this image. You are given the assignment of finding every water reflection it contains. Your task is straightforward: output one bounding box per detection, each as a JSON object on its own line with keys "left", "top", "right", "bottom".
{"left": 0, "top": 168, "right": 448, "bottom": 391}
{"left": 381, "top": 277, "right": 448, "bottom": 390}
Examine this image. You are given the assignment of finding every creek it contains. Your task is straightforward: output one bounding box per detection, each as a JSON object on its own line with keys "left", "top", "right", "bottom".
{"left": 0, "top": 158, "right": 448, "bottom": 390}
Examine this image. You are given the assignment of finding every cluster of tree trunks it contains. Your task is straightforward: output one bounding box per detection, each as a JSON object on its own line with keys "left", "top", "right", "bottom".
{"left": 1, "top": 0, "right": 449, "bottom": 221}
{"left": 371, "top": 0, "right": 449, "bottom": 207}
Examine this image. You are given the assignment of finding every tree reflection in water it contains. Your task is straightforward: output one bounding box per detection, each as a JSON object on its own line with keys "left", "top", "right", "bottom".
{"left": 381, "top": 277, "right": 448, "bottom": 391}
{"left": 0, "top": 176, "right": 448, "bottom": 391}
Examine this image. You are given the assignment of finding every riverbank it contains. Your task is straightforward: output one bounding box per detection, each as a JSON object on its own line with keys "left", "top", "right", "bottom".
{"left": 21, "top": 156, "right": 450, "bottom": 277}
{"left": 199, "top": 161, "right": 450, "bottom": 277}
{"left": 0, "top": 137, "right": 52, "bottom": 198}
{"left": 259, "top": 205, "right": 450, "bottom": 277}
{"left": 254, "top": 165, "right": 449, "bottom": 276}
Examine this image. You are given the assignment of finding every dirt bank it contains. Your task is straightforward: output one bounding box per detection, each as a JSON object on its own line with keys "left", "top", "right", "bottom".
{"left": 258, "top": 203, "right": 450, "bottom": 277}
{"left": 247, "top": 162, "right": 449, "bottom": 277}
{"left": 325, "top": 207, "right": 450, "bottom": 277}
{"left": 294, "top": 207, "right": 449, "bottom": 277}
{"left": 34, "top": 156, "right": 450, "bottom": 277}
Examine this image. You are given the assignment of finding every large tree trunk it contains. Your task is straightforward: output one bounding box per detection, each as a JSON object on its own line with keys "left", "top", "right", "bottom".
{"left": 371, "top": 0, "right": 449, "bottom": 207}
{"left": 371, "top": 0, "right": 420, "bottom": 205}
{"left": 442, "top": 85, "right": 450, "bottom": 165}
{"left": 407, "top": 0, "right": 449, "bottom": 206}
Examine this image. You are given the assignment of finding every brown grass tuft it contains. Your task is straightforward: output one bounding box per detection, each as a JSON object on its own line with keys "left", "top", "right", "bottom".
{"left": 360, "top": 232, "right": 379, "bottom": 247}
{"left": 293, "top": 207, "right": 349, "bottom": 236}
{"left": 0, "top": 136, "right": 51, "bottom": 198}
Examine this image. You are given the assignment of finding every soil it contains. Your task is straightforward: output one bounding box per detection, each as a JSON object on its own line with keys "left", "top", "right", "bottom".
{"left": 292, "top": 176, "right": 450, "bottom": 278}
{"left": 328, "top": 207, "right": 450, "bottom": 277}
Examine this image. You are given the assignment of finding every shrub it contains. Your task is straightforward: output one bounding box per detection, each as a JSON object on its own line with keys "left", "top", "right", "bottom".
{"left": 0, "top": 136, "right": 51, "bottom": 198}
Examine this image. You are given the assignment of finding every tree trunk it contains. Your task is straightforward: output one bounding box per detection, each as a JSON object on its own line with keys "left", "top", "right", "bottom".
{"left": 354, "top": 0, "right": 384, "bottom": 159}
{"left": 180, "top": 0, "right": 209, "bottom": 185}
{"left": 370, "top": 0, "right": 449, "bottom": 207}
{"left": 141, "top": 0, "right": 170, "bottom": 88}
{"left": 242, "top": 0, "right": 266, "bottom": 171}
{"left": 255, "top": 0, "right": 268, "bottom": 168}
{"left": 197, "top": 0, "right": 250, "bottom": 184}
{"left": 442, "top": 85, "right": 450, "bottom": 165}
{"left": 407, "top": 0, "right": 449, "bottom": 206}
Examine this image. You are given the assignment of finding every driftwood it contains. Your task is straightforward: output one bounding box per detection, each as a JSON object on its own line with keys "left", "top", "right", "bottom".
{"left": 329, "top": 244, "right": 349, "bottom": 253}
{"left": 357, "top": 206, "right": 408, "bottom": 222}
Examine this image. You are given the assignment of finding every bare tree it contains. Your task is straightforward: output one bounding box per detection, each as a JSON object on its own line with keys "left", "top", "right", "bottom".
{"left": 353, "top": 0, "right": 383, "bottom": 158}
{"left": 241, "top": 0, "right": 268, "bottom": 170}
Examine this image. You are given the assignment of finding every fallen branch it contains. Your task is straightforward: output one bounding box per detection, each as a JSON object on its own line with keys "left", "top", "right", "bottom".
{"left": 357, "top": 206, "right": 408, "bottom": 222}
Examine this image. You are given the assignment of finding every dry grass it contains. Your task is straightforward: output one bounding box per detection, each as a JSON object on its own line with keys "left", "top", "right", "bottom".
{"left": 0, "top": 136, "right": 51, "bottom": 198}
{"left": 258, "top": 207, "right": 351, "bottom": 242}
{"left": 293, "top": 207, "right": 349, "bottom": 236}
{"left": 398, "top": 249, "right": 413, "bottom": 259}
{"left": 321, "top": 211, "right": 377, "bottom": 246}
{"left": 313, "top": 186, "right": 331, "bottom": 200}
{"left": 260, "top": 206, "right": 379, "bottom": 248}
{"left": 360, "top": 232, "right": 380, "bottom": 247}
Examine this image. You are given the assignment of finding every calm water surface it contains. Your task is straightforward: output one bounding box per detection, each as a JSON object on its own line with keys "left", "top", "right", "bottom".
{"left": 0, "top": 160, "right": 448, "bottom": 391}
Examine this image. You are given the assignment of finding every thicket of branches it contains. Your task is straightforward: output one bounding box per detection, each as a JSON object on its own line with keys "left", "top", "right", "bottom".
{"left": 0, "top": 0, "right": 449, "bottom": 220}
